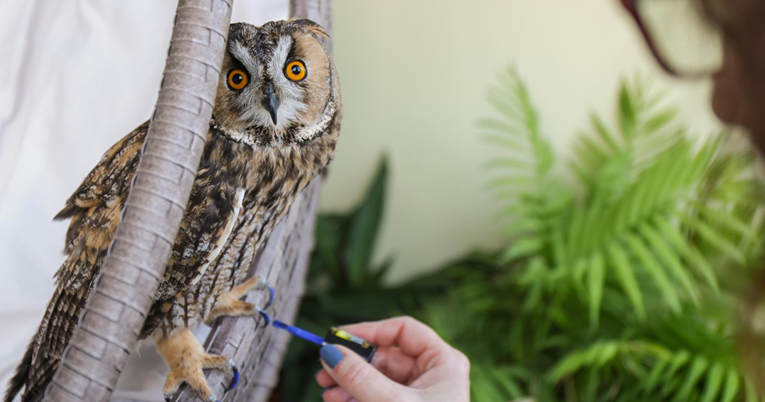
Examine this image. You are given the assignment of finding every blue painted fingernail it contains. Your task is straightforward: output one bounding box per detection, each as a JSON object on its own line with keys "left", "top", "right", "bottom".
{"left": 320, "top": 344, "right": 344, "bottom": 369}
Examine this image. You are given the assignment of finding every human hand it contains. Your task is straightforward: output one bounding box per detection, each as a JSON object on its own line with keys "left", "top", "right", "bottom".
{"left": 315, "top": 316, "right": 471, "bottom": 402}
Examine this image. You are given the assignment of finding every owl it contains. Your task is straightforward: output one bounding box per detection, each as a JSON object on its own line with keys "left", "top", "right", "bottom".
{"left": 4, "top": 19, "right": 341, "bottom": 402}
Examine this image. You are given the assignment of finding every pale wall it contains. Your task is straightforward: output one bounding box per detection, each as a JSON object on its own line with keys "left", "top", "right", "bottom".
{"left": 320, "top": 0, "right": 723, "bottom": 282}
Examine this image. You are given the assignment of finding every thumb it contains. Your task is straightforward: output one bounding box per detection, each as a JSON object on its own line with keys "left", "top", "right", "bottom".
{"left": 319, "top": 344, "right": 408, "bottom": 402}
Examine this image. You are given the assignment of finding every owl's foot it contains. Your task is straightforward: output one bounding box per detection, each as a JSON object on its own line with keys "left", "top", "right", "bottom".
{"left": 203, "top": 276, "right": 273, "bottom": 326}
{"left": 157, "top": 328, "right": 238, "bottom": 402}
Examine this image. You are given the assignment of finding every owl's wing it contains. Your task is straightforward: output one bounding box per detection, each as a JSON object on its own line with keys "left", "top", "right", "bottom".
{"left": 18, "top": 122, "right": 149, "bottom": 401}
{"left": 154, "top": 167, "right": 244, "bottom": 303}
{"left": 18, "top": 121, "right": 244, "bottom": 401}
{"left": 55, "top": 121, "right": 149, "bottom": 225}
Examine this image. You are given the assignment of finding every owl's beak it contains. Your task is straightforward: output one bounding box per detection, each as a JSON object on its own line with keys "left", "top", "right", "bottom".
{"left": 261, "top": 84, "right": 281, "bottom": 125}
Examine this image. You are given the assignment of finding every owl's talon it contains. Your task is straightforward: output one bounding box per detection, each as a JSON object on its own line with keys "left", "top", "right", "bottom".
{"left": 228, "top": 362, "right": 240, "bottom": 390}
{"left": 257, "top": 307, "right": 271, "bottom": 326}
{"left": 265, "top": 282, "right": 275, "bottom": 309}
{"left": 163, "top": 390, "right": 181, "bottom": 402}
{"left": 254, "top": 277, "right": 275, "bottom": 308}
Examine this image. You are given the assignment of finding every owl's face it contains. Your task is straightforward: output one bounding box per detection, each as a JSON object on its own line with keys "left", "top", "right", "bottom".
{"left": 212, "top": 20, "right": 336, "bottom": 143}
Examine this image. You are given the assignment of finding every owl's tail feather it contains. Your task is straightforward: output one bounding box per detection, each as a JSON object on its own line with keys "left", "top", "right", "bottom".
{"left": 4, "top": 338, "right": 34, "bottom": 402}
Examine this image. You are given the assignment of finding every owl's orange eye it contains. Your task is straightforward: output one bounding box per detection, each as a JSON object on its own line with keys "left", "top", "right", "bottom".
{"left": 285, "top": 60, "right": 307, "bottom": 81}
{"left": 227, "top": 69, "right": 249, "bottom": 90}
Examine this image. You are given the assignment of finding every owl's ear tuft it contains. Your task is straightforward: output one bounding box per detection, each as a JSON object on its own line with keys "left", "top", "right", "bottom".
{"left": 228, "top": 22, "right": 246, "bottom": 37}
{"left": 291, "top": 19, "right": 330, "bottom": 39}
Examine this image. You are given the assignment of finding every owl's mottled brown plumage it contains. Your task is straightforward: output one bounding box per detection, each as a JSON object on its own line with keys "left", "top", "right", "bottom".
{"left": 5, "top": 19, "right": 341, "bottom": 402}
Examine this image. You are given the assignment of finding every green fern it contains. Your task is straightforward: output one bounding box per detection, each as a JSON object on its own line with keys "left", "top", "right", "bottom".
{"left": 459, "top": 67, "right": 765, "bottom": 402}
{"left": 489, "top": 69, "right": 759, "bottom": 327}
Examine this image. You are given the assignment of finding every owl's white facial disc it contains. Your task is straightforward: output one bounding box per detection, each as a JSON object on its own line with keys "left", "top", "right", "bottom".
{"left": 212, "top": 21, "right": 335, "bottom": 145}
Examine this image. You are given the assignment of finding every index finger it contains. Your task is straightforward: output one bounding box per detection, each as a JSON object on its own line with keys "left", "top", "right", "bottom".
{"left": 339, "top": 316, "right": 451, "bottom": 359}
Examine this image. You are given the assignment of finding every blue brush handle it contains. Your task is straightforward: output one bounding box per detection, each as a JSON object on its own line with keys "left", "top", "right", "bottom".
{"left": 273, "top": 320, "right": 325, "bottom": 346}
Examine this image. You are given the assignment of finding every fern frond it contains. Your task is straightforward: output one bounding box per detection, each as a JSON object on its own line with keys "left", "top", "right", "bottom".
{"left": 474, "top": 67, "right": 765, "bottom": 402}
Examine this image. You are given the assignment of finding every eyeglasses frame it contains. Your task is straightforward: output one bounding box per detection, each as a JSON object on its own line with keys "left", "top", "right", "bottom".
{"left": 621, "top": 0, "right": 711, "bottom": 78}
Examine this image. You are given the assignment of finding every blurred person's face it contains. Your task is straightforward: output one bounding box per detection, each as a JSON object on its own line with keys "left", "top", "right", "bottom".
{"left": 705, "top": 0, "right": 765, "bottom": 148}
{"left": 711, "top": 38, "right": 748, "bottom": 126}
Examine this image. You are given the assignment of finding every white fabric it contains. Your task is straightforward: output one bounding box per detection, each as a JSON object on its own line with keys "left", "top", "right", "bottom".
{"left": 0, "top": 1, "right": 288, "bottom": 400}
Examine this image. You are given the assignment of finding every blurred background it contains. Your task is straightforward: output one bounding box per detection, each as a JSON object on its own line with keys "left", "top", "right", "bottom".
{"left": 325, "top": 0, "right": 722, "bottom": 283}
{"left": 2, "top": 0, "right": 762, "bottom": 401}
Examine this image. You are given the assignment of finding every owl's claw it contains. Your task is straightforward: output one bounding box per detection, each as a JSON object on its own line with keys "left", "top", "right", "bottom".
{"left": 203, "top": 275, "right": 275, "bottom": 327}
{"left": 228, "top": 360, "right": 240, "bottom": 390}
{"left": 256, "top": 307, "right": 271, "bottom": 326}
{"left": 255, "top": 277, "right": 275, "bottom": 309}
{"left": 266, "top": 282, "right": 275, "bottom": 309}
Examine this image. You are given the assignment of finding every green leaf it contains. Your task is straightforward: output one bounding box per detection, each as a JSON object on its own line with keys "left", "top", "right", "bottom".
{"left": 574, "top": 134, "right": 609, "bottom": 171}
{"left": 591, "top": 113, "right": 620, "bottom": 152}
{"left": 644, "top": 359, "right": 669, "bottom": 394}
{"left": 594, "top": 342, "right": 619, "bottom": 366}
{"left": 588, "top": 252, "right": 606, "bottom": 329}
{"left": 490, "top": 368, "right": 525, "bottom": 399}
{"left": 619, "top": 81, "right": 638, "bottom": 140}
{"left": 551, "top": 218, "right": 568, "bottom": 267}
{"left": 572, "top": 257, "right": 589, "bottom": 297}
{"left": 504, "top": 218, "right": 544, "bottom": 237}
{"left": 549, "top": 349, "right": 588, "bottom": 382}
{"left": 623, "top": 234, "right": 682, "bottom": 314}
{"left": 700, "top": 362, "right": 725, "bottom": 402}
{"left": 643, "top": 107, "right": 679, "bottom": 134}
{"left": 665, "top": 350, "right": 692, "bottom": 380}
{"left": 721, "top": 370, "right": 740, "bottom": 402}
{"left": 607, "top": 243, "right": 646, "bottom": 320}
{"left": 653, "top": 215, "right": 718, "bottom": 291}
{"left": 471, "top": 368, "right": 507, "bottom": 402}
{"left": 639, "top": 223, "right": 700, "bottom": 304}
{"left": 500, "top": 237, "right": 544, "bottom": 263}
{"left": 698, "top": 202, "right": 759, "bottom": 240}
{"left": 681, "top": 213, "right": 747, "bottom": 264}
{"left": 673, "top": 355, "right": 708, "bottom": 401}
{"left": 346, "top": 157, "right": 388, "bottom": 285}
{"left": 568, "top": 203, "right": 587, "bottom": 259}
{"left": 312, "top": 216, "right": 343, "bottom": 279}
{"left": 581, "top": 368, "right": 600, "bottom": 402}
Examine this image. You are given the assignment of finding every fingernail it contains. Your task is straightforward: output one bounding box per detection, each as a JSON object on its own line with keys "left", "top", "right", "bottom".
{"left": 320, "top": 344, "right": 344, "bottom": 369}
{"left": 322, "top": 386, "right": 334, "bottom": 395}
